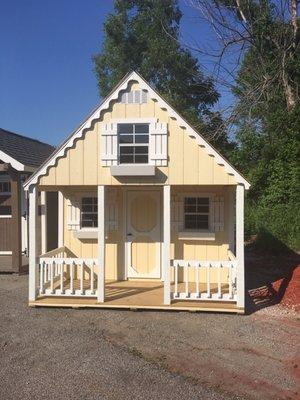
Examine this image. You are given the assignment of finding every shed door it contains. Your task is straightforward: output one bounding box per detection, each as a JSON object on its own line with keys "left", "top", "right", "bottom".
{"left": 126, "top": 190, "right": 161, "bottom": 279}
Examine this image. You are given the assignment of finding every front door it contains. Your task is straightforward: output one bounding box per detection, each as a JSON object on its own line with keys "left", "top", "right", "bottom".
{"left": 126, "top": 189, "right": 161, "bottom": 279}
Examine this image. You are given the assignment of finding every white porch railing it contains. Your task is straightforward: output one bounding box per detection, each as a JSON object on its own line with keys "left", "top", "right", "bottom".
{"left": 171, "top": 259, "right": 237, "bottom": 302}
{"left": 39, "top": 247, "right": 97, "bottom": 297}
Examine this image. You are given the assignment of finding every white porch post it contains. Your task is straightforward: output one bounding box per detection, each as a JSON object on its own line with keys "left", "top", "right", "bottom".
{"left": 58, "top": 191, "right": 64, "bottom": 247}
{"left": 97, "top": 185, "right": 105, "bottom": 302}
{"left": 163, "top": 185, "right": 171, "bottom": 305}
{"left": 29, "top": 185, "right": 38, "bottom": 301}
{"left": 236, "top": 184, "right": 245, "bottom": 309}
{"left": 41, "top": 191, "right": 47, "bottom": 254}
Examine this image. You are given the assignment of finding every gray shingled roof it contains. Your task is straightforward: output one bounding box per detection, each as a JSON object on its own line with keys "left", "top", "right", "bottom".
{"left": 0, "top": 128, "right": 55, "bottom": 168}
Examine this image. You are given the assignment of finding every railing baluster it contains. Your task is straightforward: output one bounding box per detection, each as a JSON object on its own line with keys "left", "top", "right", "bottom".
{"left": 196, "top": 262, "right": 200, "bottom": 298}
{"left": 40, "top": 261, "right": 44, "bottom": 294}
{"left": 90, "top": 261, "right": 94, "bottom": 294}
{"left": 50, "top": 260, "right": 55, "bottom": 294}
{"left": 80, "top": 261, "right": 84, "bottom": 295}
{"left": 174, "top": 261, "right": 178, "bottom": 298}
{"left": 229, "top": 263, "right": 233, "bottom": 299}
{"left": 185, "top": 262, "right": 189, "bottom": 298}
{"left": 206, "top": 263, "right": 211, "bottom": 298}
{"left": 218, "top": 262, "right": 222, "bottom": 299}
{"left": 70, "top": 261, "right": 74, "bottom": 294}
{"left": 60, "top": 261, "right": 64, "bottom": 294}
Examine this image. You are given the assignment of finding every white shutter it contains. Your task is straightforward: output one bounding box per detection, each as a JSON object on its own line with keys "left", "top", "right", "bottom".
{"left": 101, "top": 122, "right": 118, "bottom": 166}
{"left": 149, "top": 122, "right": 168, "bottom": 166}
{"left": 171, "top": 194, "right": 184, "bottom": 232}
{"left": 212, "top": 196, "right": 224, "bottom": 232}
{"left": 67, "top": 197, "right": 80, "bottom": 231}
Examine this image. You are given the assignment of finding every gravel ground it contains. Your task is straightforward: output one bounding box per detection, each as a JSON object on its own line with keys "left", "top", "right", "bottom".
{"left": 0, "top": 274, "right": 299, "bottom": 400}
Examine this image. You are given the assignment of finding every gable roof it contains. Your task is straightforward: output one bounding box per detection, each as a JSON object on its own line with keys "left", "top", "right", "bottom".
{"left": 0, "top": 128, "right": 55, "bottom": 171}
{"left": 24, "top": 71, "right": 250, "bottom": 189}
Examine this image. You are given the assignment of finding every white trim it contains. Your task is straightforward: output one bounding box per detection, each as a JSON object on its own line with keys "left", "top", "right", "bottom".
{"left": 0, "top": 215, "right": 12, "bottom": 218}
{"left": 163, "top": 185, "right": 171, "bottom": 305}
{"left": 0, "top": 150, "right": 35, "bottom": 172}
{"left": 58, "top": 191, "right": 64, "bottom": 247}
{"left": 0, "top": 150, "right": 25, "bottom": 171}
{"left": 228, "top": 187, "right": 235, "bottom": 252}
{"left": 29, "top": 186, "right": 38, "bottom": 301}
{"left": 110, "top": 165, "right": 155, "bottom": 176}
{"left": 73, "top": 230, "right": 98, "bottom": 239}
{"left": 23, "top": 71, "right": 250, "bottom": 190}
{"left": 0, "top": 251, "right": 12, "bottom": 255}
{"left": 178, "top": 231, "right": 215, "bottom": 241}
{"left": 21, "top": 183, "right": 28, "bottom": 253}
{"left": 41, "top": 191, "right": 47, "bottom": 254}
{"left": 236, "top": 184, "right": 245, "bottom": 309}
{"left": 97, "top": 186, "right": 105, "bottom": 302}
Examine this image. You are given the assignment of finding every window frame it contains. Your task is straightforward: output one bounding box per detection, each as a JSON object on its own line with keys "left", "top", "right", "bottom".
{"left": 182, "top": 193, "right": 212, "bottom": 232}
{"left": 80, "top": 196, "right": 98, "bottom": 230}
{"left": 118, "top": 123, "right": 150, "bottom": 165}
{"left": 0, "top": 180, "right": 11, "bottom": 196}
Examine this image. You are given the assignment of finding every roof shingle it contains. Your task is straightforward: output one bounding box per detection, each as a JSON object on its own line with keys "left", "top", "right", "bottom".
{"left": 0, "top": 128, "right": 55, "bottom": 168}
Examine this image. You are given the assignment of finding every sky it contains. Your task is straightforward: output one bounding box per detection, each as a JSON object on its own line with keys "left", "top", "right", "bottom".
{"left": 0, "top": 0, "right": 234, "bottom": 146}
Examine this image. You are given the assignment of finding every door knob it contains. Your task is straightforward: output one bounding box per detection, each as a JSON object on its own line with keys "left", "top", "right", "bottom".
{"left": 127, "top": 233, "right": 132, "bottom": 236}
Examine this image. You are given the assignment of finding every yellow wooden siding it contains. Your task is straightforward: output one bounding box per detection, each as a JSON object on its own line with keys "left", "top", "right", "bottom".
{"left": 39, "top": 81, "right": 238, "bottom": 187}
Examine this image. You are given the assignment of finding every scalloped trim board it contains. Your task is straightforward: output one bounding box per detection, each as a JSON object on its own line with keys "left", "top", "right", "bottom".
{"left": 24, "top": 71, "right": 250, "bottom": 190}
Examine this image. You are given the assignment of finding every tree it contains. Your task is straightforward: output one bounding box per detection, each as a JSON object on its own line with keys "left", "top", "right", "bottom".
{"left": 93, "top": 0, "right": 232, "bottom": 151}
{"left": 187, "top": 1, "right": 300, "bottom": 249}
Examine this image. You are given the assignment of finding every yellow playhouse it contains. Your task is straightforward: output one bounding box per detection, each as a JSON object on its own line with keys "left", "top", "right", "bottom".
{"left": 24, "top": 71, "right": 250, "bottom": 313}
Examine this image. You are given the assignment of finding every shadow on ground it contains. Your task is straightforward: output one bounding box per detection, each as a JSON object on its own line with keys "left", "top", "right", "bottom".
{"left": 245, "top": 235, "right": 300, "bottom": 314}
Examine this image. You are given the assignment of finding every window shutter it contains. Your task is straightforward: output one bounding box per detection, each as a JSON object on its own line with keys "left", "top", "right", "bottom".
{"left": 212, "top": 196, "right": 224, "bottom": 232}
{"left": 171, "top": 194, "right": 184, "bottom": 232}
{"left": 101, "top": 123, "right": 118, "bottom": 166}
{"left": 106, "top": 189, "right": 118, "bottom": 232}
{"left": 67, "top": 197, "right": 80, "bottom": 231}
{"left": 149, "top": 122, "right": 168, "bottom": 166}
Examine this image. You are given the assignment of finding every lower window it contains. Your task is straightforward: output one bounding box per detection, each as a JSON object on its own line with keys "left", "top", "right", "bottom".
{"left": 81, "top": 197, "right": 98, "bottom": 228}
{"left": 184, "top": 197, "right": 210, "bottom": 230}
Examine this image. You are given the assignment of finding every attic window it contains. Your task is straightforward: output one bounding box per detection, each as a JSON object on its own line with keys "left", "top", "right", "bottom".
{"left": 118, "top": 123, "right": 149, "bottom": 164}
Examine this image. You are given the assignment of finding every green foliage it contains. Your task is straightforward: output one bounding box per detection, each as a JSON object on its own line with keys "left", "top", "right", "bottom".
{"left": 94, "top": 0, "right": 232, "bottom": 150}
{"left": 229, "top": 0, "right": 300, "bottom": 251}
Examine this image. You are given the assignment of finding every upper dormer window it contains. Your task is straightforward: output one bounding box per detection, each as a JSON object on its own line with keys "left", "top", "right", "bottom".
{"left": 118, "top": 123, "right": 149, "bottom": 164}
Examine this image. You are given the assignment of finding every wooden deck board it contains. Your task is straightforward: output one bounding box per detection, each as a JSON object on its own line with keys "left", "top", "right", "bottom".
{"left": 31, "top": 280, "right": 243, "bottom": 313}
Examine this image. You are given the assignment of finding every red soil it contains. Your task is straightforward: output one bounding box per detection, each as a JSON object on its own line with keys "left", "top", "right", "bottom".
{"left": 273, "top": 265, "right": 300, "bottom": 312}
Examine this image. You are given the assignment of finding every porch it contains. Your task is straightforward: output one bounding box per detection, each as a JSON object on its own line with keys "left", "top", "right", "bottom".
{"left": 28, "top": 183, "right": 245, "bottom": 312}
{"left": 31, "top": 280, "right": 241, "bottom": 313}
{"left": 30, "top": 245, "right": 241, "bottom": 312}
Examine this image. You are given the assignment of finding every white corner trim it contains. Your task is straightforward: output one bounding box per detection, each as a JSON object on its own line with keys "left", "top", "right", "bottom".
{"left": 23, "top": 71, "right": 250, "bottom": 190}
{"left": 0, "top": 150, "right": 25, "bottom": 171}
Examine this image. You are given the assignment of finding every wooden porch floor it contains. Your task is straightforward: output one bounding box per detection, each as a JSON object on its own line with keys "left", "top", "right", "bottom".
{"left": 30, "top": 280, "right": 243, "bottom": 313}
